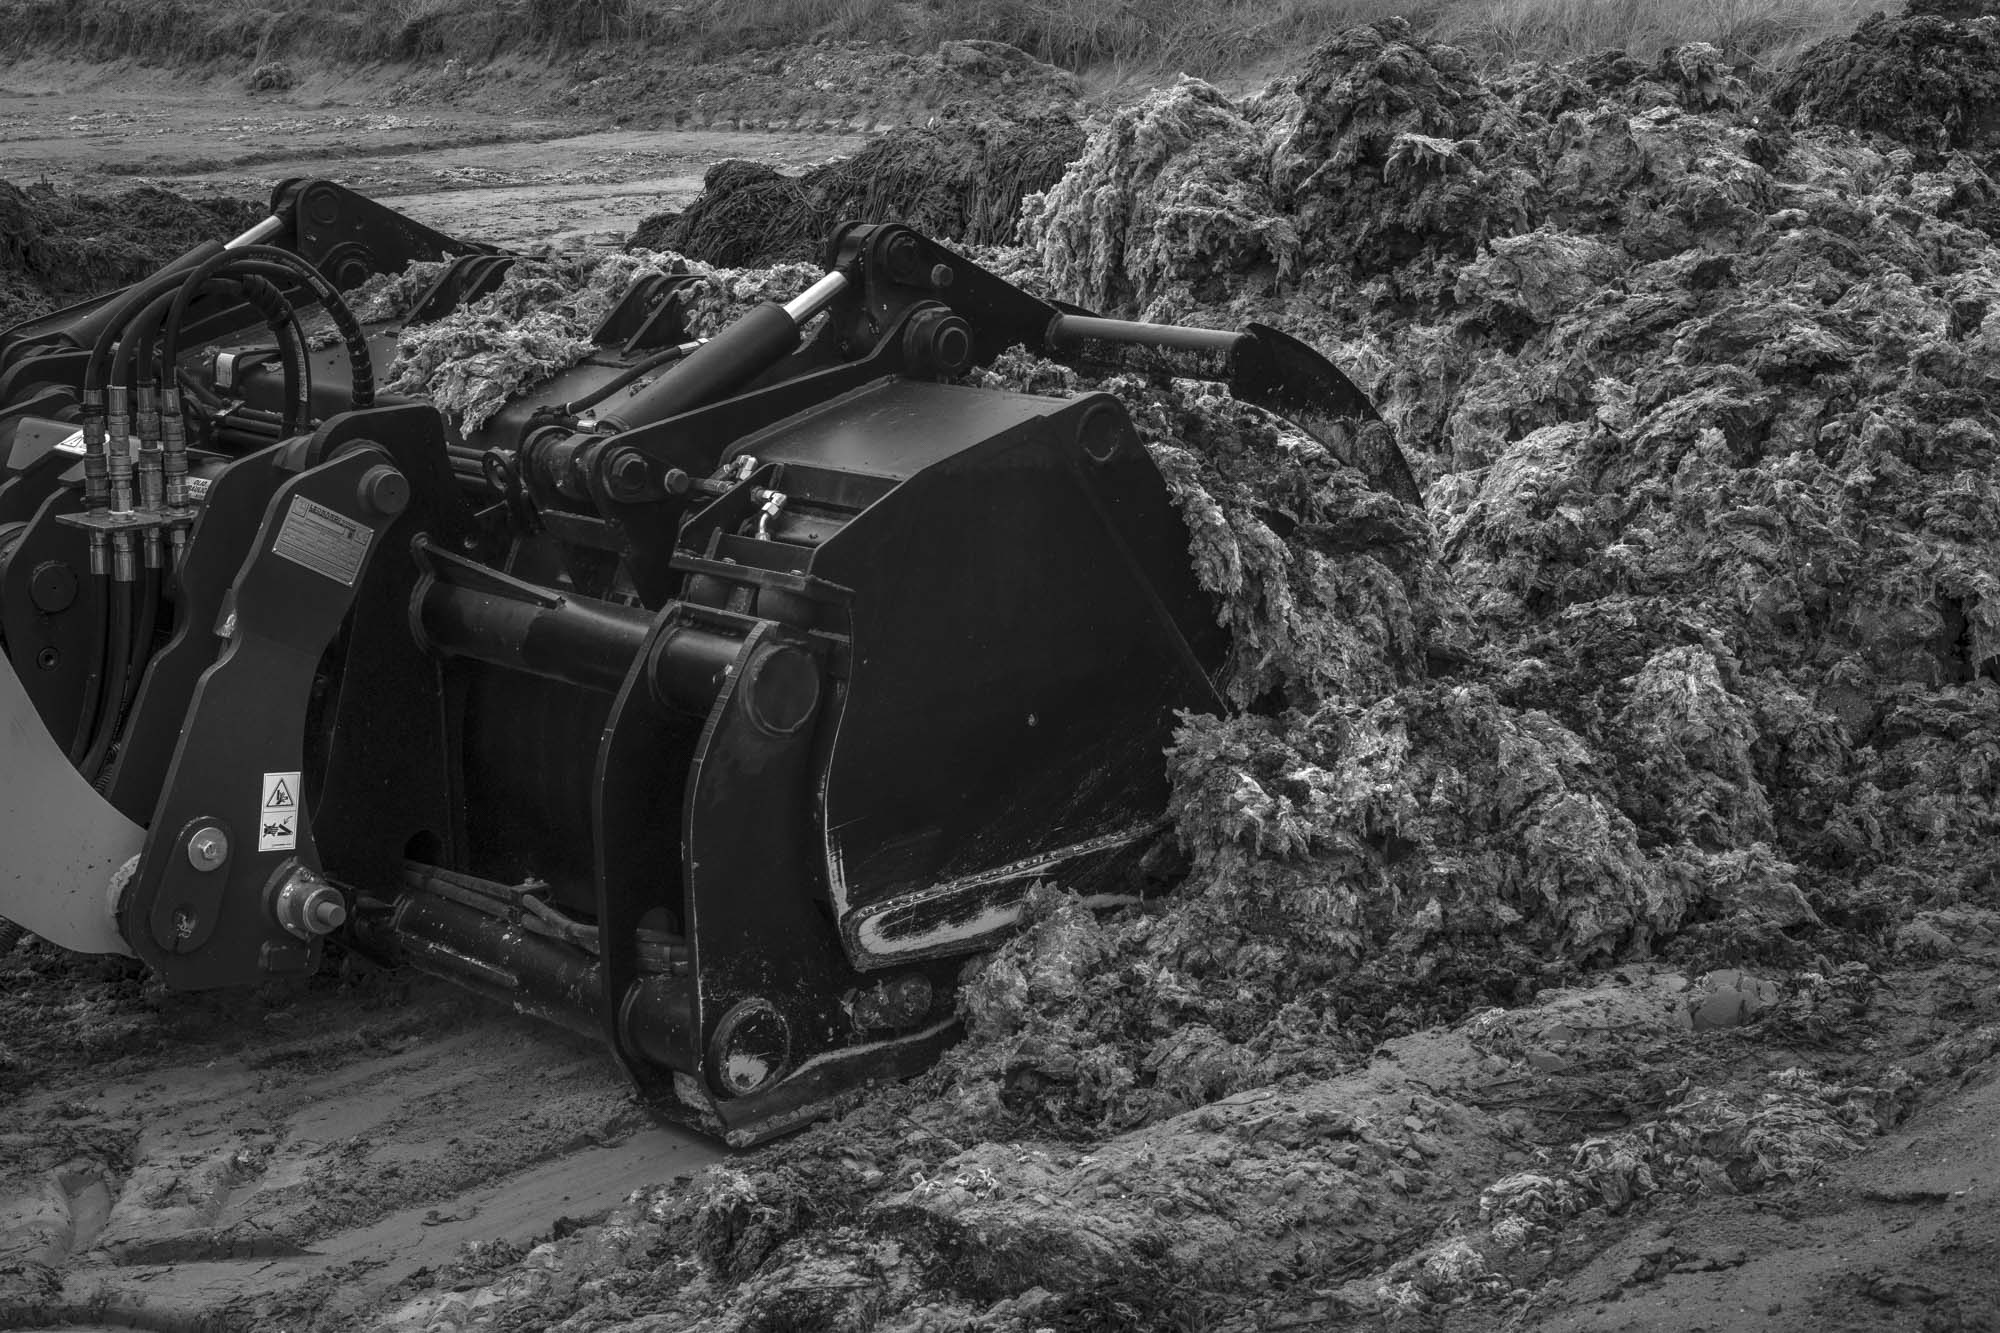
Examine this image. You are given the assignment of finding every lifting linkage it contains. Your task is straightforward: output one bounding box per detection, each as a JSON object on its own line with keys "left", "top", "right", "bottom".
{"left": 521, "top": 221, "right": 1416, "bottom": 513}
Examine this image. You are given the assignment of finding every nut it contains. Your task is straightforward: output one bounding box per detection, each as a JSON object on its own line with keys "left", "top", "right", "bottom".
{"left": 187, "top": 825, "right": 230, "bottom": 872}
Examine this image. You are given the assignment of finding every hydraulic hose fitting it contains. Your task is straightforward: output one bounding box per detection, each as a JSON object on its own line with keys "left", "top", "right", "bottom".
{"left": 80, "top": 388, "right": 111, "bottom": 514}
{"left": 111, "top": 531, "right": 137, "bottom": 585}
{"left": 161, "top": 405, "right": 191, "bottom": 512}
{"left": 106, "top": 385, "right": 135, "bottom": 517}
{"left": 135, "top": 384, "right": 164, "bottom": 513}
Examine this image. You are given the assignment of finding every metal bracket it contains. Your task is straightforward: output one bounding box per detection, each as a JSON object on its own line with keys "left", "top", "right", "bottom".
{"left": 120, "top": 445, "right": 405, "bottom": 987}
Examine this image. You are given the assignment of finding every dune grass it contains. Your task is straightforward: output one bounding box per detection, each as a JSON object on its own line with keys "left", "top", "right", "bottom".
{"left": 0, "top": 0, "right": 1883, "bottom": 74}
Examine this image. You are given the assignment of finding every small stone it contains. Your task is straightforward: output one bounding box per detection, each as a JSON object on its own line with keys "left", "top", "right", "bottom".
{"left": 1691, "top": 971, "right": 1781, "bottom": 1029}
{"left": 1692, "top": 989, "right": 1752, "bottom": 1029}
{"left": 1525, "top": 1048, "right": 1570, "bottom": 1073}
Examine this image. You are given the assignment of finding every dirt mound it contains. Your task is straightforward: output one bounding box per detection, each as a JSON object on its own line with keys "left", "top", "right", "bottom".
{"left": 635, "top": 114, "right": 1086, "bottom": 267}
{"left": 552, "top": 38, "right": 1083, "bottom": 132}
{"left": 0, "top": 183, "right": 262, "bottom": 329}
{"left": 1772, "top": 8, "right": 2000, "bottom": 151}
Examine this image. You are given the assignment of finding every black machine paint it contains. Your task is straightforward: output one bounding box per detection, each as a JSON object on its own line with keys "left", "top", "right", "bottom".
{"left": 0, "top": 179, "right": 1408, "bottom": 1143}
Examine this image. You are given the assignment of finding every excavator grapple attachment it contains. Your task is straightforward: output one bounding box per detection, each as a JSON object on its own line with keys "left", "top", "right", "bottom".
{"left": 0, "top": 181, "right": 1409, "bottom": 1142}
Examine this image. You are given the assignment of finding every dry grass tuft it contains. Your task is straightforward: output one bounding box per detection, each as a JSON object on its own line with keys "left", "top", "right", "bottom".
{"left": 0, "top": 0, "right": 1887, "bottom": 73}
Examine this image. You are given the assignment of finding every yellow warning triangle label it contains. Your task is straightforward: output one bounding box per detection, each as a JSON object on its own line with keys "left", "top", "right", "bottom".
{"left": 267, "top": 780, "right": 294, "bottom": 808}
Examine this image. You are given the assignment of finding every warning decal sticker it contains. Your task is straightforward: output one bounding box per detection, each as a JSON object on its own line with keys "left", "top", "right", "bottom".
{"left": 259, "top": 770, "right": 300, "bottom": 852}
{"left": 272, "top": 496, "right": 373, "bottom": 587}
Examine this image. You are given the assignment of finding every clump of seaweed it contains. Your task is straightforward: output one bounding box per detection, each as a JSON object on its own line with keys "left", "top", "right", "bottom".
{"left": 1023, "top": 78, "right": 1293, "bottom": 319}
{"left": 1773, "top": 8, "right": 2000, "bottom": 152}
{"left": 382, "top": 251, "right": 820, "bottom": 434}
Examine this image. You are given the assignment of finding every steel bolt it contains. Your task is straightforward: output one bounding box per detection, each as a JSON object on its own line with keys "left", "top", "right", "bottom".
{"left": 357, "top": 464, "right": 410, "bottom": 518}
{"left": 187, "top": 825, "right": 230, "bottom": 872}
{"left": 29, "top": 561, "right": 78, "bottom": 614}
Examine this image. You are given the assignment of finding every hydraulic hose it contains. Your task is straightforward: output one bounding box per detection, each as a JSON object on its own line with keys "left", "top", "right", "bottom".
{"left": 76, "top": 577, "right": 134, "bottom": 782}
{"left": 63, "top": 222, "right": 292, "bottom": 778}
{"left": 202, "top": 249, "right": 374, "bottom": 407}
{"left": 555, "top": 340, "right": 700, "bottom": 420}
{"left": 133, "top": 276, "right": 311, "bottom": 437}
{"left": 65, "top": 589, "right": 109, "bottom": 768}
{"left": 109, "top": 290, "right": 172, "bottom": 401}
{"left": 82, "top": 264, "right": 219, "bottom": 515}
{"left": 84, "top": 247, "right": 227, "bottom": 392}
{"left": 217, "top": 276, "right": 312, "bottom": 436}
{"left": 94, "top": 566, "right": 162, "bottom": 782}
{"left": 157, "top": 248, "right": 372, "bottom": 428}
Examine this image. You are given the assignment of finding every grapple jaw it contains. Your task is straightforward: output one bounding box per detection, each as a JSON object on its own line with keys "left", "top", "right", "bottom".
{"left": 1230, "top": 322, "right": 1421, "bottom": 505}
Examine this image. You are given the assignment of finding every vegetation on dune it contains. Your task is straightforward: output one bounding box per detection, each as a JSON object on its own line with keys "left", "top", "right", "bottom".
{"left": 0, "top": 0, "right": 1885, "bottom": 77}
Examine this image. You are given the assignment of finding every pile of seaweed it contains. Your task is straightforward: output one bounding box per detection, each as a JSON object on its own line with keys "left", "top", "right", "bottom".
{"left": 972, "top": 9, "right": 2000, "bottom": 1133}
{"left": 0, "top": 183, "right": 261, "bottom": 329}
{"left": 631, "top": 113, "right": 1087, "bottom": 266}
{"left": 375, "top": 250, "right": 821, "bottom": 434}
{"left": 359, "top": 6, "right": 2000, "bottom": 1330}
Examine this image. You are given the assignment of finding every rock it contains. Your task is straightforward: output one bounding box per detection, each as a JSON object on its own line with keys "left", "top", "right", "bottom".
{"left": 1689, "top": 969, "right": 1782, "bottom": 1030}
{"left": 1896, "top": 918, "right": 1958, "bottom": 955}
{"left": 1524, "top": 1048, "right": 1569, "bottom": 1073}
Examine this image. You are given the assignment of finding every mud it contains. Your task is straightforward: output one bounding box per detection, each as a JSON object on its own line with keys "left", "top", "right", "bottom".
{"left": 0, "top": 181, "right": 260, "bottom": 326}
{"left": 0, "top": 63, "right": 865, "bottom": 253}
{"left": 646, "top": 113, "right": 1087, "bottom": 267}
{"left": 9, "top": 8, "right": 2000, "bottom": 1332}
{"left": 0, "top": 940, "right": 724, "bottom": 1330}
{"left": 0, "top": 37, "right": 1081, "bottom": 253}
{"left": 548, "top": 38, "right": 1083, "bottom": 133}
